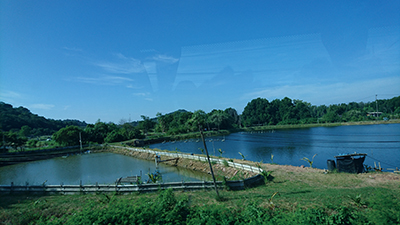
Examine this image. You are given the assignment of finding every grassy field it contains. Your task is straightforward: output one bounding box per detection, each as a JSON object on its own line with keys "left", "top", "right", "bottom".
{"left": 1, "top": 160, "right": 399, "bottom": 224}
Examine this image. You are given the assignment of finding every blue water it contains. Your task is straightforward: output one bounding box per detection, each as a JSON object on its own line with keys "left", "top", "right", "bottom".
{"left": 150, "top": 124, "right": 400, "bottom": 171}
{"left": 0, "top": 152, "right": 209, "bottom": 185}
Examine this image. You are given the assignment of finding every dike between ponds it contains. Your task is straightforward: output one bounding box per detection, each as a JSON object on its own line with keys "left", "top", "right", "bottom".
{"left": 0, "top": 145, "right": 101, "bottom": 167}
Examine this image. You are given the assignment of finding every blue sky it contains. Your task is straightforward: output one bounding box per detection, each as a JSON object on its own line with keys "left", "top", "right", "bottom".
{"left": 1, "top": 0, "right": 399, "bottom": 124}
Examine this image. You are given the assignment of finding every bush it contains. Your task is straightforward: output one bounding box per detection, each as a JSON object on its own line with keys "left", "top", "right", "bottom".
{"left": 18, "top": 189, "right": 400, "bottom": 225}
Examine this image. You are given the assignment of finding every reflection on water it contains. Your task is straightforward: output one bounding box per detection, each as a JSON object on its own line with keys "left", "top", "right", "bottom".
{"left": 150, "top": 124, "right": 400, "bottom": 171}
{"left": 0, "top": 153, "right": 209, "bottom": 185}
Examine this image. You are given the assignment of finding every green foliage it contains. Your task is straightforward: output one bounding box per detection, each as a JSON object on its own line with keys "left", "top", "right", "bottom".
{"left": 0, "top": 102, "right": 87, "bottom": 136}
{"left": 2, "top": 187, "right": 400, "bottom": 225}
{"left": 198, "top": 147, "right": 204, "bottom": 154}
{"left": 222, "top": 159, "right": 229, "bottom": 167}
{"left": 147, "top": 171, "right": 162, "bottom": 183}
{"left": 241, "top": 96, "right": 400, "bottom": 127}
{"left": 365, "top": 190, "right": 400, "bottom": 224}
{"left": 186, "top": 110, "right": 206, "bottom": 132}
{"left": 218, "top": 148, "right": 223, "bottom": 157}
{"left": 1, "top": 130, "right": 27, "bottom": 150}
{"left": 27, "top": 139, "right": 39, "bottom": 148}
{"left": 104, "top": 130, "right": 124, "bottom": 143}
{"left": 238, "top": 152, "right": 246, "bottom": 160}
{"left": 261, "top": 170, "right": 274, "bottom": 183}
{"left": 138, "top": 115, "right": 156, "bottom": 136}
{"left": 348, "top": 194, "right": 367, "bottom": 208}
{"left": 52, "top": 125, "right": 83, "bottom": 146}
{"left": 301, "top": 154, "right": 317, "bottom": 168}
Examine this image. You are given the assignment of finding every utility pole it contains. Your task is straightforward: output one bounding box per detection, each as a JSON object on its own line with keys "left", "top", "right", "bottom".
{"left": 375, "top": 94, "right": 378, "bottom": 117}
{"left": 199, "top": 125, "right": 219, "bottom": 198}
{"left": 79, "top": 132, "right": 83, "bottom": 153}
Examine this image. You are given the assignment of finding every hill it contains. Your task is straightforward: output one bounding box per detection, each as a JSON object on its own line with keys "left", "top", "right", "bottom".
{"left": 0, "top": 102, "right": 87, "bottom": 136}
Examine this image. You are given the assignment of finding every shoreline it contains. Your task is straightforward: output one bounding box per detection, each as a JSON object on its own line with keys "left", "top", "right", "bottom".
{"left": 139, "top": 119, "right": 400, "bottom": 146}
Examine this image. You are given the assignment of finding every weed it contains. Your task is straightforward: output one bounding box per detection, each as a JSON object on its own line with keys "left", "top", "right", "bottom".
{"left": 363, "top": 164, "right": 373, "bottom": 172}
{"left": 218, "top": 148, "right": 223, "bottom": 157}
{"left": 261, "top": 170, "right": 274, "bottom": 183}
{"left": 301, "top": 154, "right": 317, "bottom": 168}
{"left": 348, "top": 194, "right": 367, "bottom": 208}
{"left": 136, "top": 176, "right": 142, "bottom": 184}
{"left": 198, "top": 147, "right": 204, "bottom": 154}
{"left": 222, "top": 160, "right": 229, "bottom": 167}
{"left": 147, "top": 171, "right": 162, "bottom": 183}
{"left": 238, "top": 152, "right": 246, "bottom": 160}
{"left": 268, "top": 191, "right": 280, "bottom": 210}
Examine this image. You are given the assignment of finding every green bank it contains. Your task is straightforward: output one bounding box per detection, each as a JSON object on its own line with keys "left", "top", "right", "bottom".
{"left": 1, "top": 159, "right": 399, "bottom": 224}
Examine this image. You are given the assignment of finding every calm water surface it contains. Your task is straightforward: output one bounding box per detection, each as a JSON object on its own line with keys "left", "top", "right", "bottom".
{"left": 150, "top": 124, "right": 400, "bottom": 171}
{"left": 0, "top": 152, "right": 209, "bottom": 185}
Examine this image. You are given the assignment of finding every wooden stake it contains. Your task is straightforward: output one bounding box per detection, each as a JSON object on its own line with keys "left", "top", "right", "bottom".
{"left": 199, "top": 125, "right": 219, "bottom": 198}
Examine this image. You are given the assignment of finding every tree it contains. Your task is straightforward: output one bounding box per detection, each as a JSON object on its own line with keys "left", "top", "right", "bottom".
{"left": 242, "top": 98, "right": 270, "bottom": 126}
{"left": 19, "top": 125, "right": 32, "bottom": 138}
{"left": 105, "top": 130, "right": 124, "bottom": 143}
{"left": 207, "top": 110, "right": 231, "bottom": 130}
{"left": 156, "top": 112, "right": 166, "bottom": 133}
{"left": 224, "top": 107, "right": 239, "bottom": 128}
{"left": 53, "top": 125, "right": 83, "bottom": 146}
{"left": 138, "top": 115, "right": 155, "bottom": 136}
{"left": 119, "top": 123, "right": 139, "bottom": 140}
{"left": 186, "top": 110, "right": 206, "bottom": 131}
{"left": 321, "top": 109, "right": 340, "bottom": 123}
{"left": 1, "top": 131, "right": 27, "bottom": 150}
{"left": 84, "top": 121, "right": 113, "bottom": 144}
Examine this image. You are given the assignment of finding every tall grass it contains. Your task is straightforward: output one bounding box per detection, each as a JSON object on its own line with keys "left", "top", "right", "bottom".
{"left": 2, "top": 187, "right": 398, "bottom": 224}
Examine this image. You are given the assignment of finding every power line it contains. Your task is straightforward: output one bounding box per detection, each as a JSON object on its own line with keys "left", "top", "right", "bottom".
{"left": 367, "top": 155, "right": 399, "bottom": 168}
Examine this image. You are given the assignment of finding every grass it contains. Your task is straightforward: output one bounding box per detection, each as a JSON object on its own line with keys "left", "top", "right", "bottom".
{"left": 1, "top": 169, "right": 399, "bottom": 224}
{"left": 1, "top": 146, "right": 399, "bottom": 224}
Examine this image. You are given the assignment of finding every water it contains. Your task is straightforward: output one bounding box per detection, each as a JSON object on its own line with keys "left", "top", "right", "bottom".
{"left": 0, "top": 152, "right": 209, "bottom": 185}
{"left": 150, "top": 124, "right": 400, "bottom": 171}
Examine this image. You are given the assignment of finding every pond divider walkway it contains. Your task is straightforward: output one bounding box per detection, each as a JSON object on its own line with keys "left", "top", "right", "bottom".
{"left": 0, "top": 175, "right": 264, "bottom": 194}
{"left": 114, "top": 146, "right": 264, "bottom": 174}
{"left": 0, "top": 146, "right": 265, "bottom": 194}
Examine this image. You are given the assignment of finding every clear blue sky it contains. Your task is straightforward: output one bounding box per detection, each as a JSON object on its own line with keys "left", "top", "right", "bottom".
{"left": 1, "top": 0, "right": 399, "bottom": 124}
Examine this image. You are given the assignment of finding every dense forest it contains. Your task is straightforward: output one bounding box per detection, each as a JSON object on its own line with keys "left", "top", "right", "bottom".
{"left": 0, "top": 102, "right": 87, "bottom": 135}
{"left": 241, "top": 96, "right": 400, "bottom": 126}
{"left": 1, "top": 95, "right": 399, "bottom": 149}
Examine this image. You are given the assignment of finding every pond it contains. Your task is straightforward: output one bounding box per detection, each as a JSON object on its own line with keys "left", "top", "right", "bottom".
{"left": 0, "top": 152, "right": 209, "bottom": 185}
{"left": 150, "top": 124, "right": 400, "bottom": 171}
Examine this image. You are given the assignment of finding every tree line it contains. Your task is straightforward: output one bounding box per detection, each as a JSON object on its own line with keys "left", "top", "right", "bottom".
{"left": 1, "top": 95, "right": 399, "bottom": 149}
{"left": 0, "top": 102, "right": 87, "bottom": 136}
{"left": 241, "top": 96, "right": 400, "bottom": 126}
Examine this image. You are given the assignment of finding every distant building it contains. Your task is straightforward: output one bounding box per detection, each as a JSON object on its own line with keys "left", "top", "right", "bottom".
{"left": 367, "top": 112, "right": 382, "bottom": 117}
